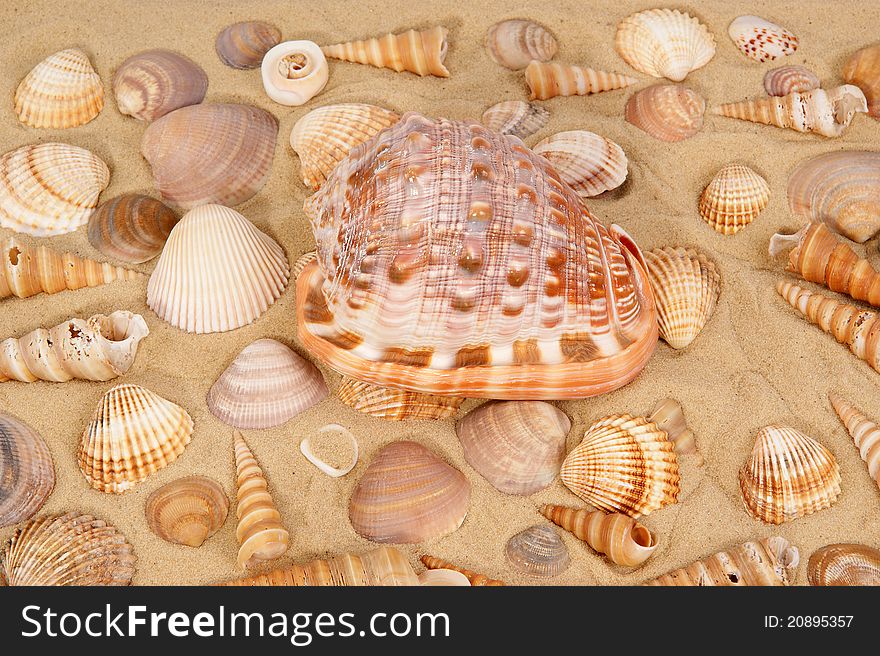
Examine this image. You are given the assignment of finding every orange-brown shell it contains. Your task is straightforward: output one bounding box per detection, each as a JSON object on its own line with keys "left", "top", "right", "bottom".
{"left": 808, "top": 543, "right": 880, "bottom": 586}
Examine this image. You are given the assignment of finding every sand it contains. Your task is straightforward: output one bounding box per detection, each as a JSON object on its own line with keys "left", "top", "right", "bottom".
{"left": 1, "top": 0, "right": 879, "bottom": 586}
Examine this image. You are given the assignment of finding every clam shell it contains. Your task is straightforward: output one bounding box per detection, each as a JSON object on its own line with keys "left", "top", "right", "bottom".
{"left": 505, "top": 525, "right": 570, "bottom": 578}
{"left": 418, "top": 569, "right": 472, "bottom": 586}
{"left": 337, "top": 377, "right": 462, "bottom": 420}
{"left": 486, "top": 19, "right": 557, "bottom": 70}
{"left": 419, "top": 555, "right": 505, "bottom": 586}
{"left": 699, "top": 163, "right": 769, "bottom": 235}
{"left": 728, "top": 15, "right": 798, "bottom": 63}
{"left": 261, "top": 40, "right": 329, "bottom": 106}
{"left": 87, "top": 194, "right": 178, "bottom": 264}
{"left": 843, "top": 44, "right": 880, "bottom": 120}
{"left": 322, "top": 26, "right": 449, "bottom": 77}
{"left": 533, "top": 130, "right": 627, "bottom": 197}
{"left": 0, "top": 413, "right": 54, "bottom": 528}
{"left": 481, "top": 100, "right": 548, "bottom": 139}
{"left": 764, "top": 65, "right": 820, "bottom": 97}
{"left": 624, "top": 84, "right": 705, "bottom": 142}
{"left": 526, "top": 61, "right": 636, "bottom": 100}
{"left": 112, "top": 49, "right": 207, "bottom": 123}
{"left": 216, "top": 21, "right": 282, "bottom": 69}
{"left": 808, "top": 544, "right": 880, "bottom": 586}
{"left": 145, "top": 476, "right": 229, "bottom": 547}
{"left": 349, "top": 440, "right": 470, "bottom": 543}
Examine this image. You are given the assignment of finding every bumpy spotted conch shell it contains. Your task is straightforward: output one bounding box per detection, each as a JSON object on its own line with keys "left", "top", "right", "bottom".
{"left": 540, "top": 504, "right": 657, "bottom": 568}
{"left": 112, "top": 49, "right": 207, "bottom": 123}
{"left": 644, "top": 246, "right": 720, "bottom": 349}
{"left": 643, "top": 537, "right": 799, "bottom": 586}
{"left": 614, "top": 9, "right": 716, "bottom": 82}
{"left": 418, "top": 569, "right": 470, "bottom": 586}
{"left": 216, "top": 21, "right": 281, "bottom": 69}
{"left": 843, "top": 44, "right": 880, "bottom": 120}
{"left": 88, "top": 194, "right": 178, "bottom": 264}
{"left": 141, "top": 103, "right": 278, "bottom": 209}
{"left": 337, "top": 377, "right": 462, "bottom": 420}
{"left": 739, "top": 425, "right": 841, "bottom": 525}
{"left": 533, "top": 130, "right": 627, "bottom": 198}
{"left": 145, "top": 475, "right": 229, "bottom": 547}
{"left": 728, "top": 15, "right": 798, "bottom": 63}
{"left": 486, "top": 19, "right": 557, "bottom": 70}
{"left": 349, "top": 440, "right": 470, "bottom": 543}
{"left": 14, "top": 48, "right": 104, "bottom": 128}
{"left": 322, "top": 26, "right": 449, "bottom": 77}
{"left": 808, "top": 544, "right": 880, "bottom": 586}
{"left": 713, "top": 86, "right": 868, "bottom": 138}
{"left": 505, "top": 525, "right": 570, "bottom": 578}
{"left": 764, "top": 65, "right": 819, "bottom": 97}
{"left": 0, "top": 512, "right": 136, "bottom": 586}
{"left": 79, "top": 383, "right": 193, "bottom": 494}
{"left": 526, "top": 61, "right": 637, "bottom": 100}
{"left": 207, "top": 338, "right": 328, "bottom": 429}
{"left": 0, "top": 311, "right": 149, "bottom": 384}
{"left": 625, "top": 84, "right": 705, "bottom": 142}
{"left": 297, "top": 113, "right": 658, "bottom": 400}
{"left": 828, "top": 392, "right": 880, "bottom": 491}
{"left": 481, "top": 100, "right": 549, "bottom": 139}
{"left": 699, "top": 163, "right": 770, "bottom": 235}
{"left": 291, "top": 103, "right": 401, "bottom": 190}
{"left": 147, "top": 204, "right": 290, "bottom": 334}
{"left": 0, "top": 142, "right": 109, "bottom": 237}
{"left": 560, "top": 414, "right": 680, "bottom": 518}
{"left": 420, "top": 555, "right": 505, "bottom": 586}
{"left": 649, "top": 398, "right": 698, "bottom": 457}
{"left": 456, "top": 401, "right": 569, "bottom": 495}
{"left": 0, "top": 413, "right": 54, "bottom": 528}
{"left": 261, "top": 40, "right": 328, "bottom": 106}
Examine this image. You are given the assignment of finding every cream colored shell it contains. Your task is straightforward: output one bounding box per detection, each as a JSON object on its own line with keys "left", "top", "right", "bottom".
{"left": 261, "top": 40, "right": 328, "bottom": 106}
{"left": 533, "top": 130, "right": 628, "bottom": 197}
{"left": 699, "top": 163, "right": 769, "bottom": 235}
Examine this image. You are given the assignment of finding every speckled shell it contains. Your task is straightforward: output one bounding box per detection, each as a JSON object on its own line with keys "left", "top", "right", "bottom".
{"left": 808, "top": 544, "right": 880, "bottom": 586}
{"left": 624, "top": 84, "right": 705, "bottom": 142}
{"left": 728, "top": 15, "right": 798, "bottom": 63}
{"left": 337, "top": 377, "right": 463, "bottom": 420}
{"left": 481, "top": 100, "right": 549, "bottom": 139}
{"left": 0, "top": 414, "right": 54, "bottom": 529}
{"left": 486, "top": 19, "right": 557, "bottom": 70}
{"left": 145, "top": 476, "right": 229, "bottom": 547}
{"left": 828, "top": 392, "right": 880, "bottom": 490}
{"left": 699, "top": 163, "right": 770, "bottom": 235}
{"left": 505, "top": 525, "right": 569, "bottom": 578}
{"left": 88, "top": 194, "right": 178, "bottom": 264}
{"left": 843, "top": 44, "right": 880, "bottom": 120}
{"left": 216, "top": 21, "right": 281, "bottom": 69}
{"left": 112, "top": 49, "right": 207, "bottom": 122}
{"left": 322, "top": 26, "right": 449, "bottom": 77}
{"left": 533, "top": 130, "right": 627, "bottom": 197}
{"left": 764, "top": 65, "right": 819, "bottom": 96}
{"left": 297, "top": 113, "right": 658, "bottom": 400}
{"left": 420, "top": 555, "right": 505, "bottom": 586}
{"left": 526, "top": 61, "right": 637, "bottom": 100}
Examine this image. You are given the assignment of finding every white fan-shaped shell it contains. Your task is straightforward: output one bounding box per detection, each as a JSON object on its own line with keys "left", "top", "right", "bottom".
{"left": 728, "top": 15, "right": 798, "bottom": 63}
{"left": 532, "top": 130, "right": 627, "bottom": 197}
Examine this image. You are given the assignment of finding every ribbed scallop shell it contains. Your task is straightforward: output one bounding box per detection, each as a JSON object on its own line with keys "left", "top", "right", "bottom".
{"left": 739, "top": 425, "right": 841, "bottom": 525}
{"left": 113, "top": 49, "right": 207, "bottom": 123}
{"left": 79, "top": 383, "right": 193, "bottom": 494}
{"left": 147, "top": 204, "right": 290, "bottom": 334}
{"left": 808, "top": 544, "right": 880, "bottom": 586}
{"left": 216, "top": 21, "right": 281, "bottom": 69}
{"left": 843, "top": 44, "right": 880, "bottom": 119}
{"left": 728, "top": 15, "right": 798, "bottom": 63}
{"left": 0, "top": 414, "right": 54, "bottom": 528}
{"left": 145, "top": 476, "right": 229, "bottom": 547}
{"left": 0, "top": 143, "right": 109, "bottom": 237}
{"left": 486, "top": 19, "right": 558, "bottom": 70}
{"left": 624, "top": 84, "right": 705, "bottom": 142}
{"left": 764, "top": 65, "right": 819, "bottom": 96}
{"left": 337, "top": 377, "right": 462, "bottom": 420}
{"left": 533, "top": 130, "right": 627, "bottom": 197}
{"left": 14, "top": 48, "right": 104, "bottom": 128}
{"left": 481, "top": 100, "right": 549, "bottom": 139}
{"left": 505, "top": 525, "right": 570, "bottom": 578}
{"left": 526, "top": 61, "right": 637, "bottom": 100}
{"left": 699, "top": 163, "right": 769, "bottom": 235}
{"left": 87, "top": 194, "right": 178, "bottom": 263}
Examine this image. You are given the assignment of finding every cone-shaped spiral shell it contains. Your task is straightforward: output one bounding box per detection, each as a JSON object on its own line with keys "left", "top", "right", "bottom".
{"left": 0, "top": 143, "right": 110, "bottom": 237}
{"left": 808, "top": 543, "right": 880, "bottom": 586}
{"left": 456, "top": 401, "right": 569, "bottom": 495}
{"left": 349, "top": 440, "right": 470, "bottom": 543}
{"left": 614, "top": 9, "right": 716, "bottom": 82}
{"left": 145, "top": 475, "right": 229, "bottom": 547}
{"left": 828, "top": 392, "right": 880, "bottom": 490}
{"left": 486, "top": 19, "right": 557, "bottom": 70}
{"left": 526, "top": 61, "right": 637, "bottom": 100}
{"left": 141, "top": 103, "right": 278, "bottom": 209}
{"left": 533, "top": 130, "right": 627, "bottom": 198}
{"left": 699, "top": 163, "right": 769, "bottom": 235}
{"left": 14, "top": 48, "right": 104, "bottom": 128}
{"left": 420, "top": 555, "right": 505, "bottom": 586}
{"left": 560, "top": 414, "right": 680, "bottom": 518}
{"left": 337, "top": 377, "right": 462, "bottom": 420}
{"left": 322, "top": 26, "right": 449, "bottom": 77}
{"left": 481, "top": 100, "right": 548, "bottom": 139}
{"left": 843, "top": 44, "right": 880, "bottom": 120}
{"left": 644, "top": 246, "right": 720, "bottom": 349}
{"left": 0, "top": 414, "right": 54, "bottom": 528}
{"left": 216, "top": 21, "right": 281, "bottom": 69}
{"left": 728, "top": 16, "right": 798, "bottom": 63}
{"left": 624, "top": 84, "right": 705, "bottom": 142}
{"left": 261, "top": 40, "right": 328, "bottom": 106}
{"left": 505, "top": 525, "right": 569, "bottom": 578}
{"left": 79, "top": 384, "right": 193, "bottom": 494}
{"left": 207, "top": 338, "right": 328, "bottom": 429}
{"left": 88, "top": 194, "right": 179, "bottom": 264}
{"left": 147, "top": 204, "right": 290, "bottom": 334}
{"left": 764, "top": 65, "right": 819, "bottom": 97}
{"left": 112, "top": 49, "right": 207, "bottom": 123}
{"left": 648, "top": 398, "right": 697, "bottom": 456}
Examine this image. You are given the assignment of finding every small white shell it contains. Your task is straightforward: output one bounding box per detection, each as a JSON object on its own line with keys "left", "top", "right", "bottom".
{"left": 299, "top": 424, "right": 359, "bottom": 478}
{"left": 261, "top": 40, "right": 328, "bottom": 106}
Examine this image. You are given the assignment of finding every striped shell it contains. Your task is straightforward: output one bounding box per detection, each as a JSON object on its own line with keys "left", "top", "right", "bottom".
{"left": 112, "top": 49, "right": 207, "bottom": 123}
{"left": 481, "top": 100, "right": 549, "bottom": 139}
{"left": 337, "top": 378, "right": 463, "bottom": 420}
{"left": 843, "top": 44, "right": 880, "bottom": 120}
{"left": 87, "top": 194, "right": 178, "bottom": 263}
{"left": 808, "top": 544, "right": 880, "bottom": 586}
{"left": 764, "top": 65, "right": 820, "bottom": 96}
{"left": 486, "top": 19, "right": 558, "bottom": 70}
{"left": 624, "top": 84, "right": 705, "bottom": 142}
{"left": 699, "top": 163, "right": 770, "bottom": 235}
{"left": 526, "top": 61, "right": 637, "bottom": 100}
{"left": 146, "top": 476, "right": 229, "bottom": 547}
{"left": 728, "top": 15, "right": 798, "bottom": 63}
{"left": 533, "top": 130, "right": 627, "bottom": 197}
{"left": 828, "top": 392, "right": 880, "bottom": 491}
{"left": 216, "top": 21, "right": 282, "bottom": 69}
{"left": 321, "top": 26, "right": 449, "bottom": 77}
{"left": 0, "top": 413, "right": 54, "bottom": 528}
{"left": 505, "top": 525, "right": 569, "bottom": 578}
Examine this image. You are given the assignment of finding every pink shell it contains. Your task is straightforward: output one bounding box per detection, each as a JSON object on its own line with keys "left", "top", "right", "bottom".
{"left": 764, "top": 65, "right": 820, "bottom": 96}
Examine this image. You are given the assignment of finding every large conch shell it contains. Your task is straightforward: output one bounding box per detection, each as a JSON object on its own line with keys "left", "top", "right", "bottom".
{"left": 145, "top": 475, "right": 229, "bottom": 547}
{"left": 87, "top": 193, "right": 179, "bottom": 264}
{"left": 337, "top": 377, "right": 463, "bottom": 420}
{"left": 216, "top": 21, "right": 281, "bottom": 70}
{"left": 481, "top": 100, "right": 549, "bottom": 140}
{"left": 532, "top": 130, "right": 628, "bottom": 198}
{"left": 486, "top": 19, "right": 557, "bottom": 70}
{"left": 728, "top": 15, "right": 798, "bottom": 63}
{"left": 699, "top": 163, "right": 770, "bottom": 235}
{"left": 322, "top": 26, "right": 449, "bottom": 77}
{"left": 624, "top": 84, "right": 706, "bottom": 142}
{"left": 808, "top": 543, "right": 880, "bottom": 586}
{"left": 420, "top": 555, "right": 505, "bottom": 586}
{"left": 843, "top": 44, "right": 880, "bottom": 120}
{"left": 764, "top": 65, "right": 819, "bottom": 97}
{"left": 505, "top": 525, "right": 570, "bottom": 578}
{"left": 112, "top": 49, "right": 208, "bottom": 122}
{"left": 0, "top": 413, "right": 54, "bottom": 528}
{"left": 526, "top": 61, "right": 636, "bottom": 100}
{"left": 828, "top": 392, "right": 880, "bottom": 491}
{"left": 261, "top": 40, "right": 328, "bottom": 106}
{"left": 297, "top": 113, "right": 658, "bottom": 400}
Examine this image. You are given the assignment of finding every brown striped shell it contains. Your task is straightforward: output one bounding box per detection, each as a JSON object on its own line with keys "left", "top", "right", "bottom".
{"left": 0, "top": 414, "right": 54, "bottom": 528}
{"left": 625, "top": 84, "right": 705, "bottom": 142}
{"left": 112, "top": 49, "right": 207, "bottom": 122}
{"left": 764, "top": 65, "right": 820, "bottom": 96}
{"left": 87, "top": 194, "right": 178, "bottom": 263}
{"left": 481, "top": 100, "right": 549, "bottom": 140}
{"left": 486, "top": 19, "right": 557, "bottom": 70}
{"left": 808, "top": 544, "right": 880, "bottom": 586}
{"left": 145, "top": 476, "right": 229, "bottom": 547}
{"left": 216, "top": 21, "right": 282, "bottom": 69}
{"left": 699, "top": 163, "right": 770, "bottom": 235}
{"left": 337, "top": 377, "right": 462, "bottom": 420}
{"left": 533, "top": 130, "right": 628, "bottom": 197}
{"left": 14, "top": 49, "right": 104, "bottom": 128}
{"left": 526, "top": 61, "right": 637, "bottom": 100}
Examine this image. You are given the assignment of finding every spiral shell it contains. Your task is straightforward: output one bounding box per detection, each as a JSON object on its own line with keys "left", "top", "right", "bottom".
{"left": 486, "top": 19, "right": 557, "bottom": 70}
{"left": 0, "top": 413, "right": 54, "bottom": 529}
{"left": 322, "top": 26, "right": 449, "bottom": 77}
{"left": 481, "top": 100, "right": 548, "bottom": 140}
{"left": 261, "top": 40, "right": 328, "bottom": 106}
{"left": 533, "top": 130, "right": 627, "bottom": 197}
{"left": 112, "top": 49, "right": 207, "bottom": 122}
{"left": 808, "top": 544, "right": 880, "bottom": 586}
{"left": 843, "top": 44, "right": 880, "bottom": 120}
{"left": 87, "top": 194, "right": 178, "bottom": 264}
{"left": 216, "top": 21, "right": 281, "bottom": 69}
{"left": 337, "top": 377, "right": 462, "bottom": 420}
{"left": 649, "top": 398, "right": 697, "bottom": 456}
{"left": 505, "top": 525, "right": 569, "bottom": 578}
{"left": 419, "top": 555, "right": 505, "bottom": 586}
{"left": 526, "top": 61, "right": 637, "bottom": 100}
{"left": 764, "top": 65, "right": 820, "bottom": 97}
{"left": 624, "top": 84, "right": 705, "bottom": 142}
{"left": 699, "top": 163, "right": 769, "bottom": 235}
{"left": 828, "top": 392, "right": 880, "bottom": 490}
{"left": 728, "top": 15, "right": 798, "bottom": 63}
{"left": 145, "top": 476, "right": 229, "bottom": 547}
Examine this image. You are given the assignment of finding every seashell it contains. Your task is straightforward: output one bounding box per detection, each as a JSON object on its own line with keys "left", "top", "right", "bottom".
{"left": 0, "top": 311, "right": 149, "bottom": 384}
{"left": 540, "top": 504, "right": 657, "bottom": 568}
{"left": 291, "top": 103, "right": 401, "bottom": 190}
{"left": 828, "top": 392, "right": 880, "bottom": 490}
{"left": 739, "top": 425, "right": 841, "bottom": 525}
{"left": 698, "top": 163, "right": 769, "bottom": 235}
{"left": 141, "top": 103, "right": 278, "bottom": 209}
{"left": 455, "top": 400, "right": 569, "bottom": 495}
{"left": 87, "top": 194, "right": 178, "bottom": 264}
{"left": 261, "top": 40, "right": 328, "bottom": 106}
{"left": 643, "top": 537, "right": 799, "bottom": 586}
{"left": 624, "top": 84, "right": 705, "bottom": 142}
{"left": 145, "top": 475, "right": 229, "bottom": 547}
{"left": 79, "top": 383, "right": 193, "bottom": 494}
{"left": 0, "top": 143, "right": 109, "bottom": 237}
{"left": 299, "top": 423, "right": 359, "bottom": 478}
{"left": 207, "top": 338, "right": 328, "bottom": 429}
{"left": 338, "top": 377, "right": 463, "bottom": 420}
{"left": 0, "top": 512, "right": 136, "bottom": 586}
{"left": 764, "top": 65, "right": 820, "bottom": 97}
{"left": 713, "top": 85, "right": 868, "bottom": 138}
{"left": 297, "top": 113, "right": 659, "bottom": 400}
{"left": 808, "top": 543, "right": 880, "bottom": 586}
{"left": 216, "top": 21, "right": 282, "bottom": 69}
{"left": 648, "top": 398, "right": 697, "bottom": 456}
{"left": 14, "top": 48, "right": 103, "bottom": 128}
{"left": 560, "top": 414, "right": 680, "bottom": 518}
{"left": 644, "top": 246, "right": 721, "bottom": 349}
{"left": 486, "top": 19, "right": 557, "bottom": 70}
{"left": 419, "top": 555, "right": 505, "bottom": 586}
{"left": 526, "top": 61, "right": 637, "bottom": 100}
{"left": 505, "top": 525, "right": 569, "bottom": 578}
{"left": 349, "top": 440, "right": 470, "bottom": 543}
{"left": 147, "top": 204, "right": 290, "bottom": 334}
{"left": 481, "top": 100, "right": 549, "bottom": 139}
{"left": 728, "top": 15, "right": 798, "bottom": 63}
{"left": 614, "top": 9, "right": 715, "bottom": 82}
{"left": 843, "top": 44, "right": 880, "bottom": 120}
{"left": 532, "top": 130, "right": 627, "bottom": 198}
{"left": 418, "top": 569, "right": 471, "bottom": 586}
{"left": 112, "top": 49, "right": 207, "bottom": 122}
{"left": 293, "top": 251, "right": 318, "bottom": 279}
{"left": 0, "top": 413, "right": 54, "bottom": 528}
{"left": 322, "top": 26, "right": 449, "bottom": 77}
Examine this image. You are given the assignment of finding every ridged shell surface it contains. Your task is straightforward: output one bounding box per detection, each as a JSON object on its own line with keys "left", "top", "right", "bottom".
{"left": 112, "top": 49, "right": 207, "bottom": 122}
{"left": 321, "top": 26, "right": 449, "bottom": 77}
{"left": 216, "top": 21, "right": 282, "bottom": 69}
{"left": 808, "top": 544, "right": 880, "bottom": 586}
{"left": 843, "top": 44, "right": 880, "bottom": 119}
{"left": 728, "top": 15, "right": 798, "bottom": 63}
{"left": 505, "top": 525, "right": 569, "bottom": 578}
{"left": 481, "top": 100, "right": 549, "bottom": 139}
{"left": 146, "top": 475, "right": 229, "bottom": 547}
{"left": 764, "top": 65, "right": 819, "bottom": 96}
{"left": 532, "top": 130, "right": 628, "bottom": 197}
{"left": 337, "top": 377, "right": 463, "bottom": 420}
{"left": 486, "top": 19, "right": 558, "bottom": 70}
{"left": 624, "top": 84, "right": 705, "bottom": 142}
{"left": 526, "top": 61, "right": 637, "bottom": 100}
{"left": 88, "top": 194, "right": 178, "bottom": 263}
{"left": 828, "top": 392, "right": 880, "bottom": 490}
{"left": 0, "top": 413, "right": 54, "bottom": 528}
{"left": 699, "top": 163, "right": 769, "bottom": 235}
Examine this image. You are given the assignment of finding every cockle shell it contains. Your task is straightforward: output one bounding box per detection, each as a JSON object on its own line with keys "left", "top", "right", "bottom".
{"left": 481, "top": 100, "right": 549, "bottom": 139}
{"left": 145, "top": 476, "right": 229, "bottom": 547}
{"left": 843, "top": 44, "right": 880, "bottom": 120}
{"left": 147, "top": 204, "right": 290, "bottom": 334}
{"left": 505, "top": 525, "right": 569, "bottom": 578}
{"left": 261, "top": 40, "right": 328, "bottom": 106}
{"left": 624, "top": 84, "right": 705, "bottom": 142}
{"left": 699, "top": 163, "right": 770, "bottom": 235}
{"left": 207, "top": 338, "right": 328, "bottom": 429}
{"left": 297, "top": 113, "right": 658, "bottom": 400}
{"left": 0, "top": 413, "right": 54, "bottom": 528}
{"left": 420, "top": 555, "right": 505, "bottom": 586}
{"left": 739, "top": 425, "right": 841, "bottom": 525}
{"left": 532, "top": 130, "right": 628, "bottom": 198}
{"left": 764, "top": 65, "right": 819, "bottom": 97}
{"left": 808, "top": 543, "right": 880, "bottom": 586}
{"left": 649, "top": 398, "right": 698, "bottom": 457}
{"left": 322, "top": 26, "right": 450, "bottom": 77}
{"left": 141, "top": 103, "right": 278, "bottom": 209}
{"left": 216, "top": 21, "right": 282, "bottom": 69}
{"left": 828, "top": 392, "right": 880, "bottom": 490}
{"left": 0, "top": 142, "right": 109, "bottom": 237}
{"left": 79, "top": 383, "right": 193, "bottom": 494}
{"left": 112, "top": 49, "right": 207, "bottom": 122}
{"left": 486, "top": 19, "right": 557, "bottom": 70}
{"left": 337, "top": 377, "right": 463, "bottom": 420}
{"left": 526, "top": 61, "right": 637, "bottom": 100}
{"left": 728, "top": 15, "right": 798, "bottom": 63}
{"left": 455, "top": 401, "right": 569, "bottom": 495}
{"left": 14, "top": 48, "right": 104, "bottom": 128}
{"left": 88, "top": 194, "right": 178, "bottom": 264}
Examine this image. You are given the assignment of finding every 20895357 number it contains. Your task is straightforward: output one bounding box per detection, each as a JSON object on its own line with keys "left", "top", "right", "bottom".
{"left": 764, "top": 616, "right": 853, "bottom": 628}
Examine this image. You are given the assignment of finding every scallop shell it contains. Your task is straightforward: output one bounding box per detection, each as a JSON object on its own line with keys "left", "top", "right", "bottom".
{"left": 624, "top": 84, "right": 705, "bottom": 142}
{"left": 486, "top": 19, "right": 557, "bottom": 70}
{"left": 337, "top": 377, "right": 463, "bottom": 420}
{"left": 141, "top": 103, "right": 278, "bottom": 209}
{"left": 322, "top": 26, "right": 450, "bottom": 77}
{"left": 526, "top": 61, "right": 637, "bottom": 100}
{"left": 261, "top": 40, "right": 328, "bottom": 106}
{"left": 560, "top": 413, "right": 681, "bottom": 518}
{"left": 14, "top": 48, "right": 104, "bottom": 128}
{"left": 216, "top": 21, "right": 282, "bottom": 69}
{"left": 145, "top": 476, "right": 228, "bottom": 547}
{"left": 728, "top": 15, "right": 798, "bottom": 63}
{"left": 828, "top": 392, "right": 880, "bottom": 490}
{"left": 808, "top": 544, "right": 880, "bottom": 586}
{"left": 739, "top": 425, "right": 841, "bottom": 525}
{"left": 456, "top": 401, "right": 569, "bottom": 495}
{"left": 79, "top": 383, "right": 193, "bottom": 494}
{"left": 481, "top": 100, "right": 549, "bottom": 139}
{"left": 764, "top": 65, "right": 820, "bottom": 97}
{"left": 87, "top": 194, "right": 178, "bottom": 264}
{"left": 505, "top": 525, "right": 570, "bottom": 578}
{"left": 419, "top": 555, "right": 505, "bottom": 586}
{"left": 349, "top": 440, "right": 470, "bottom": 543}
{"left": 147, "top": 204, "right": 290, "bottom": 334}
{"left": 615, "top": 9, "right": 716, "bottom": 82}
{"left": 843, "top": 44, "right": 880, "bottom": 120}
{"left": 112, "top": 49, "right": 207, "bottom": 122}
{"left": 532, "top": 130, "right": 627, "bottom": 198}
{"left": 418, "top": 569, "right": 471, "bottom": 586}
{"left": 207, "top": 338, "right": 328, "bottom": 429}
{"left": 699, "top": 163, "right": 770, "bottom": 235}
{"left": 0, "top": 142, "right": 109, "bottom": 237}
{"left": 0, "top": 413, "right": 54, "bottom": 529}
